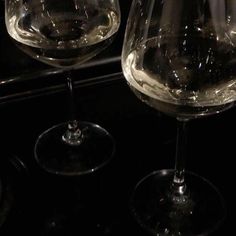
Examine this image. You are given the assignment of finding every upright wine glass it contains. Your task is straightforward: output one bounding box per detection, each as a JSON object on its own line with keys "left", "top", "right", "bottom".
{"left": 5, "top": 0, "right": 120, "bottom": 175}
{"left": 122, "top": 0, "right": 236, "bottom": 235}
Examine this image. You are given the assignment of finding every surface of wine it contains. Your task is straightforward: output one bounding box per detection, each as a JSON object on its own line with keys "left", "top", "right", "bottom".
{"left": 7, "top": 6, "right": 120, "bottom": 67}
{"left": 123, "top": 36, "right": 236, "bottom": 117}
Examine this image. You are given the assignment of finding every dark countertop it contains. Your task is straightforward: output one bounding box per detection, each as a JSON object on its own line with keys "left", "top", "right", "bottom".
{"left": 0, "top": 0, "right": 234, "bottom": 235}
{"left": 0, "top": 72, "right": 234, "bottom": 236}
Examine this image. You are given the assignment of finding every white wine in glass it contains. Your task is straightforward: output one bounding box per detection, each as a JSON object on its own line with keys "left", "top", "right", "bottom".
{"left": 5, "top": 0, "right": 121, "bottom": 176}
{"left": 122, "top": 0, "right": 235, "bottom": 235}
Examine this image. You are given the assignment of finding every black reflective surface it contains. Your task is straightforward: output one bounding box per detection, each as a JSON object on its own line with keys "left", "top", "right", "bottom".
{"left": 0, "top": 74, "right": 234, "bottom": 236}
{"left": 0, "top": 0, "right": 234, "bottom": 235}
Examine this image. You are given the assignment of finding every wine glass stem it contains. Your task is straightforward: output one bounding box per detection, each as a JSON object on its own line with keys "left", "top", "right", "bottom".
{"left": 66, "top": 71, "right": 77, "bottom": 122}
{"left": 62, "top": 71, "right": 83, "bottom": 146}
{"left": 171, "top": 118, "right": 189, "bottom": 202}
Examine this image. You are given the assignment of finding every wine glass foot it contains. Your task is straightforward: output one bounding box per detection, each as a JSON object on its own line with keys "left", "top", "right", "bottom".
{"left": 34, "top": 121, "right": 115, "bottom": 176}
{"left": 130, "top": 170, "right": 226, "bottom": 236}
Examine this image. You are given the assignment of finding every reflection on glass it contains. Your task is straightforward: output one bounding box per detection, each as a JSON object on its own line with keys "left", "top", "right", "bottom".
{"left": 5, "top": 0, "right": 120, "bottom": 176}
{"left": 122, "top": 0, "right": 233, "bottom": 235}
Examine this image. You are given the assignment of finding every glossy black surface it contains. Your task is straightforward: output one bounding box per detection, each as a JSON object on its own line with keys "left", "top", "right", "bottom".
{"left": 0, "top": 74, "right": 234, "bottom": 235}
{"left": 0, "top": 0, "right": 234, "bottom": 235}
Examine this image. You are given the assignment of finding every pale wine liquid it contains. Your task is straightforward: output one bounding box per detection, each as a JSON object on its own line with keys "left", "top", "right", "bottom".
{"left": 7, "top": 7, "right": 120, "bottom": 67}
{"left": 123, "top": 36, "right": 236, "bottom": 117}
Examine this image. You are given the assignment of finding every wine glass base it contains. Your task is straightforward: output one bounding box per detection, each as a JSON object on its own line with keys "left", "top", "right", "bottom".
{"left": 34, "top": 121, "right": 115, "bottom": 176}
{"left": 130, "top": 170, "right": 226, "bottom": 236}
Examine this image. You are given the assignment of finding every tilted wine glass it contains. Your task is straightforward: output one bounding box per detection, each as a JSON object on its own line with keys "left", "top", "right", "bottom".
{"left": 5, "top": 0, "right": 120, "bottom": 176}
{"left": 122, "top": 0, "right": 236, "bottom": 235}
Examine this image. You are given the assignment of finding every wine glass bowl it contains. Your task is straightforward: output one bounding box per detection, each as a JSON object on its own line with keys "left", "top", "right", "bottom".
{"left": 122, "top": 0, "right": 236, "bottom": 118}
{"left": 5, "top": 0, "right": 120, "bottom": 176}
{"left": 5, "top": 0, "right": 120, "bottom": 68}
{"left": 122, "top": 0, "right": 233, "bottom": 235}
{"left": 6, "top": 1, "right": 119, "bottom": 68}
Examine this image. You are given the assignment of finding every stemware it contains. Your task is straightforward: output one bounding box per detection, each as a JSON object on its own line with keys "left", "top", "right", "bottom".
{"left": 122, "top": 0, "right": 236, "bottom": 235}
{"left": 5, "top": 0, "right": 120, "bottom": 175}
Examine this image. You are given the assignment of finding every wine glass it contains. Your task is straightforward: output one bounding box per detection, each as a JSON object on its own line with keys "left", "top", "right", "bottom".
{"left": 5, "top": 0, "right": 120, "bottom": 176}
{"left": 122, "top": 0, "right": 236, "bottom": 235}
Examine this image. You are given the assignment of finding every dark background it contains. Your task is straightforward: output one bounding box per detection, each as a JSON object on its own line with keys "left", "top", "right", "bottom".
{"left": 0, "top": 1, "right": 234, "bottom": 235}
